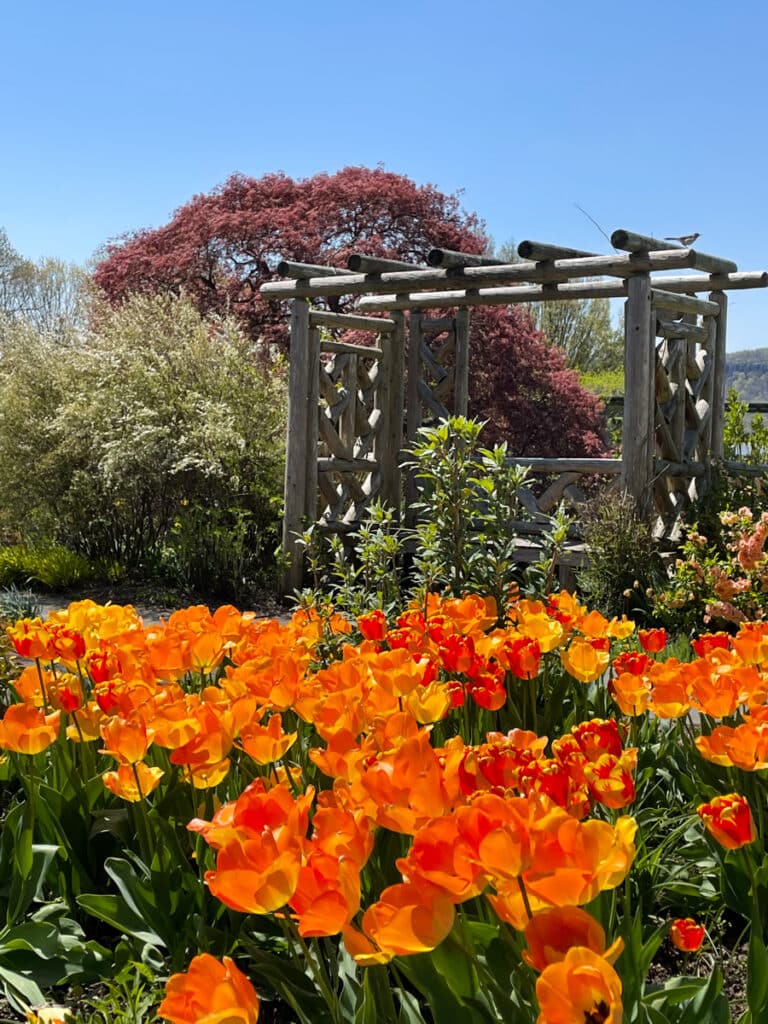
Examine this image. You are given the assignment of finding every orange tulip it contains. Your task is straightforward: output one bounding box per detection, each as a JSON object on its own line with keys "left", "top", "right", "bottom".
{"left": 99, "top": 716, "right": 153, "bottom": 765}
{"left": 159, "top": 953, "right": 259, "bottom": 1024}
{"left": 579, "top": 610, "right": 610, "bottom": 639}
{"left": 647, "top": 661, "right": 690, "bottom": 719}
{"left": 569, "top": 719, "right": 624, "bottom": 761}
{"left": 524, "top": 907, "right": 623, "bottom": 971}
{"left": 560, "top": 638, "right": 610, "bottom": 684}
{"left": 288, "top": 850, "right": 361, "bottom": 936}
{"left": 361, "top": 730, "right": 451, "bottom": 834}
{"left": 169, "top": 705, "right": 234, "bottom": 770}
{"left": 669, "top": 918, "right": 705, "bottom": 952}
{"left": 182, "top": 757, "right": 232, "bottom": 789}
{"left": 696, "top": 722, "right": 768, "bottom": 771}
{"left": 609, "top": 672, "right": 651, "bottom": 717}
{"left": 397, "top": 814, "right": 486, "bottom": 902}
{"left": 546, "top": 591, "right": 587, "bottom": 633}
{"left": 343, "top": 882, "right": 455, "bottom": 964}
{"left": 357, "top": 609, "right": 388, "bottom": 641}
{"left": 0, "top": 704, "right": 61, "bottom": 754}
{"left": 607, "top": 616, "right": 635, "bottom": 641}
{"left": 611, "top": 651, "right": 650, "bottom": 677}
{"left": 516, "top": 602, "right": 564, "bottom": 653}
{"left": 66, "top": 702, "right": 104, "bottom": 743}
{"left": 240, "top": 713, "right": 297, "bottom": 765}
{"left": 583, "top": 754, "right": 636, "bottom": 810}
{"left": 697, "top": 793, "right": 756, "bottom": 850}
{"left": 439, "top": 593, "right": 497, "bottom": 634}
{"left": 489, "top": 813, "right": 636, "bottom": 930}
{"left": 13, "top": 664, "right": 55, "bottom": 707}
{"left": 732, "top": 622, "right": 768, "bottom": 665}
{"left": 188, "top": 629, "right": 228, "bottom": 675}
{"left": 205, "top": 830, "right": 303, "bottom": 915}
{"left": 691, "top": 633, "right": 731, "bottom": 658}
{"left": 102, "top": 762, "right": 164, "bottom": 802}
{"left": 638, "top": 628, "right": 667, "bottom": 654}
{"left": 535, "top": 946, "right": 622, "bottom": 1024}
{"left": 6, "top": 619, "right": 55, "bottom": 661}
{"left": 311, "top": 805, "right": 373, "bottom": 869}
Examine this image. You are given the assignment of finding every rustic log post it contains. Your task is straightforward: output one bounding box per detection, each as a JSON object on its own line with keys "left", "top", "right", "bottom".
{"left": 306, "top": 326, "right": 321, "bottom": 525}
{"left": 282, "top": 299, "right": 311, "bottom": 593}
{"left": 622, "top": 274, "right": 655, "bottom": 515}
{"left": 454, "top": 308, "right": 470, "bottom": 416}
{"left": 709, "top": 291, "right": 729, "bottom": 459}
{"left": 405, "top": 310, "right": 424, "bottom": 532}
{"left": 377, "top": 311, "right": 406, "bottom": 513}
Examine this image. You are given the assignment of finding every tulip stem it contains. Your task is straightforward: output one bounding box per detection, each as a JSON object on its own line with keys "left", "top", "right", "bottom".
{"left": 517, "top": 876, "right": 533, "bottom": 920}
{"left": 34, "top": 658, "right": 50, "bottom": 713}
{"left": 293, "top": 929, "right": 341, "bottom": 1024}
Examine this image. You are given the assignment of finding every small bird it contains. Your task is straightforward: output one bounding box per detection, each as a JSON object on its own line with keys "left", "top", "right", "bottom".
{"left": 663, "top": 233, "right": 701, "bottom": 247}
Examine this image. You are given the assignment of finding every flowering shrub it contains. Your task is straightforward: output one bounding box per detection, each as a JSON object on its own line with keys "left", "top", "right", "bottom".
{"left": 652, "top": 507, "right": 768, "bottom": 632}
{"left": 0, "top": 293, "right": 286, "bottom": 574}
{"left": 3, "top": 591, "right": 767, "bottom": 1021}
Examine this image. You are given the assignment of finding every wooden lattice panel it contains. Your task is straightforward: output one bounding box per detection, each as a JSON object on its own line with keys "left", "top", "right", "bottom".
{"left": 317, "top": 346, "right": 383, "bottom": 533}
{"left": 652, "top": 307, "right": 716, "bottom": 536}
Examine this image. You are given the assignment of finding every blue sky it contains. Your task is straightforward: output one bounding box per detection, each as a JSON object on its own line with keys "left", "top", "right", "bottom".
{"left": 3, "top": 0, "right": 767, "bottom": 349}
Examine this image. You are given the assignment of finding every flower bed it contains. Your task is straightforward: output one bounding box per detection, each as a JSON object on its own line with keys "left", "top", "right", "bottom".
{"left": 2, "top": 593, "right": 767, "bottom": 1022}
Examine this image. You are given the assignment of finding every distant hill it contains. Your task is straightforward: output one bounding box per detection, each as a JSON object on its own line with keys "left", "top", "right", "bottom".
{"left": 726, "top": 348, "right": 768, "bottom": 402}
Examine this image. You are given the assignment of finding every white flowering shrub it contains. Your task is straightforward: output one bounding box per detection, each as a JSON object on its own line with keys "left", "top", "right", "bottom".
{"left": 0, "top": 294, "right": 286, "bottom": 579}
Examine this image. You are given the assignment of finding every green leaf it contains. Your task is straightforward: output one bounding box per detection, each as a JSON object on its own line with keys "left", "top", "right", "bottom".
{"left": 747, "top": 920, "right": 768, "bottom": 1016}
{"left": 76, "top": 893, "right": 164, "bottom": 947}
{"left": 0, "top": 965, "right": 45, "bottom": 1014}
{"left": 237, "top": 939, "right": 333, "bottom": 1024}
{"left": 395, "top": 987, "right": 429, "bottom": 1024}
{"left": 677, "top": 968, "right": 727, "bottom": 1024}
{"left": 397, "top": 953, "right": 491, "bottom": 1024}
{"left": 644, "top": 976, "right": 714, "bottom": 1009}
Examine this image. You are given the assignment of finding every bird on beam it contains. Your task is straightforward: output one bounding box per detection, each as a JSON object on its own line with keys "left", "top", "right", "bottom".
{"left": 663, "top": 233, "right": 701, "bottom": 246}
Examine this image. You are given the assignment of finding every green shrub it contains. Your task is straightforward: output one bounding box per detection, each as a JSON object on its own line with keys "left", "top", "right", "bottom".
{"left": 575, "top": 491, "right": 664, "bottom": 620}
{"left": 160, "top": 501, "right": 281, "bottom": 602}
{"left": 0, "top": 293, "right": 286, "bottom": 573}
{"left": 296, "top": 418, "right": 568, "bottom": 623}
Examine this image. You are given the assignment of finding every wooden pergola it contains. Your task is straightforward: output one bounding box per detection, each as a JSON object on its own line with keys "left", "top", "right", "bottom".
{"left": 260, "top": 230, "right": 768, "bottom": 592}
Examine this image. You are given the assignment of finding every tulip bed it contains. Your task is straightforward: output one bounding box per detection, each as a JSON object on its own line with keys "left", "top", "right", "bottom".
{"left": 3, "top": 592, "right": 768, "bottom": 1023}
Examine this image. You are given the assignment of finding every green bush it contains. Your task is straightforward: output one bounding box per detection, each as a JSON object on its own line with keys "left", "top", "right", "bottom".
{"left": 575, "top": 491, "right": 664, "bottom": 620}
{"left": 0, "top": 294, "right": 287, "bottom": 574}
{"left": 160, "top": 501, "right": 281, "bottom": 602}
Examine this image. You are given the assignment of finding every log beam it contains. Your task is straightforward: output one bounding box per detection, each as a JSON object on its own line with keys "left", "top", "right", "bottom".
{"left": 347, "top": 254, "right": 424, "bottom": 273}
{"left": 656, "top": 319, "right": 709, "bottom": 341}
{"left": 611, "top": 229, "right": 737, "bottom": 274}
{"left": 651, "top": 290, "right": 719, "bottom": 316}
{"left": 643, "top": 271, "right": 768, "bottom": 293}
{"left": 276, "top": 261, "right": 350, "bottom": 278}
{"left": 319, "top": 340, "right": 384, "bottom": 358}
{"left": 505, "top": 457, "right": 623, "bottom": 474}
{"left": 517, "top": 240, "right": 598, "bottom": 261}
{"left": 261, "top": 251, "right": 695, "bottom": 300}
{"left": 309, "top": 310, "right": 395, "bottom": 333}
{"left": 359, "top": 280, "right": 632, "bottom": 311}
{"left": 427, "top": 248, "right": 506, "bottom": 268}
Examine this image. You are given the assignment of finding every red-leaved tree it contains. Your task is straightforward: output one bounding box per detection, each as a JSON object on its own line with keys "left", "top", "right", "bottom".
{"left": 93, "top": 166, "right": 605, "bottom": 456}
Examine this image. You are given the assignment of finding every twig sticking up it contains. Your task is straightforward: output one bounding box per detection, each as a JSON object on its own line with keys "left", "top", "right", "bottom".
{"left": 574, "top": 203, "right": 618, "bottom": 253}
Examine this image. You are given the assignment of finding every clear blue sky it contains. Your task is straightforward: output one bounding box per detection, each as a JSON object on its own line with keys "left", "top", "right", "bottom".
{"left": 3, "top": 0, "right": 767, "bottom": 350}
